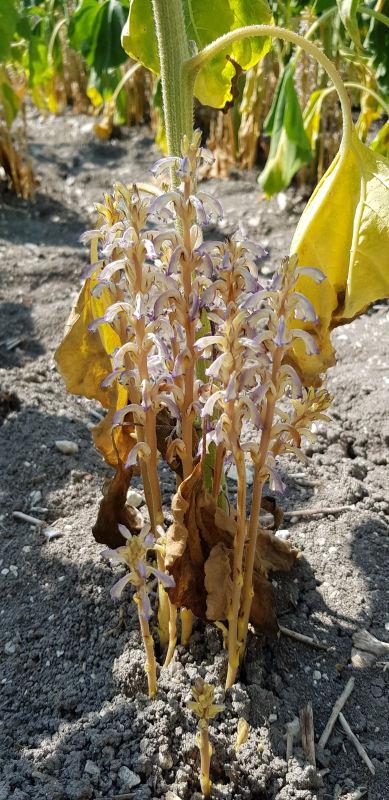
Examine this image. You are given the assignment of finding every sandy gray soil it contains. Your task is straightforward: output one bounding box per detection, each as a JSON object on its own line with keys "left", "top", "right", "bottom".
{"left": 0, "top": 109, "right": 388, "bottom": 800}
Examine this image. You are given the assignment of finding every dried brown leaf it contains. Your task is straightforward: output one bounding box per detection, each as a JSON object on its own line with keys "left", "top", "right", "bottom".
{"left": 204, "top": 542, "right": 233, "bottom": 621}
{"left": 92, "top": 462, "right": 143, "bottom": 548}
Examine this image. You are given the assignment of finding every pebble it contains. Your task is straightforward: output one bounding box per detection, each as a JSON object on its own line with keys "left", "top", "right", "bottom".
{"left": 276, "top": 529, "right": 290, "bottom": 540}
{"left": 268, "top": 713, "right": 278, "bottom": 723}
{"left": 126, "top": 489, "right": 144, "bottom": 508}
{"left": 1, "top": 568, "right": 9, "bottom": 576}
{"left": 117, "top": 766, "right": 141, "bottom": 789}
{"left": 4, "top": 642, "right": 16, "bottom": 655}
{"left": 313, "top": 670, "right": 322, "bottom": 681}
{"left": 43, "top": 528, "right": 63, "bottom": 541}
{"left": 55, "top": 440, "right": 79, "bottom": 455}
{"left": 385, "top": 622, "right": 389, "bottom": 631}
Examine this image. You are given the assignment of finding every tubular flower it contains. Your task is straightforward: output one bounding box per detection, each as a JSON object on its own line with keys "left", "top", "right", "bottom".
{"left": 102, "top": 524, "right": 175, "bottom": 620}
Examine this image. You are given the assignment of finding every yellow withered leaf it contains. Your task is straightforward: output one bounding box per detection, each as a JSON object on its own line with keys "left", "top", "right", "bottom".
{"left": 290, "top": 129, "right": 389, "bottom": 383}
{"left": 55, "top": 277, "right": 119, "bottom": 408}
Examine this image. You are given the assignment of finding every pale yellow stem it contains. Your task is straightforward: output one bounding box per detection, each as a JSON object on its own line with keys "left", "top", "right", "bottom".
{"left": 137, "top": 603, "right": 157, "bottom": 698}
{"left": 163, "top": 600, "right": 177, "bottom": 667}
{"left": 226, "top": 446, "right": 247, "bottom": 689}
{"left": 199, "top": 723, "right": 212, "bottom": 797}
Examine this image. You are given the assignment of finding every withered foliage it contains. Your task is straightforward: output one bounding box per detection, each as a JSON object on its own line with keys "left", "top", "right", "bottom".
{"left": 164, "top": 462, "right": 298, "bottom": 634}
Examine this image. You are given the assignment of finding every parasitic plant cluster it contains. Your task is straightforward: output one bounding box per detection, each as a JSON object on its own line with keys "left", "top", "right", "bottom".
{"left": 56, "top": 131, "right": 332, "bottom": 791}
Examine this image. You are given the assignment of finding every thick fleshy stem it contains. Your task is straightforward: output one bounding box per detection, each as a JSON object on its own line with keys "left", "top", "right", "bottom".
{"left": 136, "top": 599, "right": 157, "bottom": 698}
{"left": 226, "top": 445, "right": 247, "bottom": 689}
{"left": 237, "top": 347, "right": 283, "bottom": 657}
{"left": 197, "top": 723, "right": 212, "bottom": 797}
{"left": 163, "top": 598, "right": 178, "bottom": 667}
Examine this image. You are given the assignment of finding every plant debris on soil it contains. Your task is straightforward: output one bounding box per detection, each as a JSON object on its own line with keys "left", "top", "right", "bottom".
{"left": 0, "top": 109, "right": 388, "bottom": 800}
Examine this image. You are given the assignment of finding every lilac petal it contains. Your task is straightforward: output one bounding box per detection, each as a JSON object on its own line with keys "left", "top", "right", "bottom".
{"left": 189, "top": 291, "right": 200, "bottom": 321}
{"left": 99, "top": 259, "right": 127, "bottom": 282}
{"left": 292, "top": 329, "right": 319, "bottom": 355}
{"left": 172, "top": 348, "right": 192, "bottom": 378}
{"left": 88, "top": 316, "right": 106, "bottom": 333}
{"left": 153, "top": 289, "right": 181, "bottom": 319}
{"left": 220, "top": 252, "right": 232, "bottom": 271}
{"left": 268, "top": 467, "right": 286, "bottom": 494}
{"left": 101, "top": 369, "right": 123, "bottom": 388}
{"left": 110, "top": 574, "right": 131, "bottom": 600}
{"left": 201, "top": 391, "right": 223, "bottom": 418}
{"left": 104, "top": 302, "right": 132, "bottom": 323}
{"left": 81, "top": 260, "right": 103, "bottom": 280}
{"left": 148, "top": 192, "right": 180, "bottom": 217}
{"left": 167, "top": 245, "right": 185, "bottom": 275}
{"left": 136, "top": 558, "right": 147, "bottom": 580}
{"left": 205, "top": 352, "right": 229, "bottom": 379}
{"left": 292, "top": 292, "right": 318, "bottom": 323}
{"left": 280, "top": 365, "right": 302, "bottom": 398}
{"left": 118, "top": 524, "right": 133, "bottom": 540}
{"left": 197, "top": 241, "right": 222, "bottom": 255}
{"left": 150, "top": 156, "right": 180, "bottom": 177}
{"left": 199, "top": 252, "right": 213, "bottom": 279}
{"left": 158, "top": 394, "right": 181, "bottom": 419}
{"left": 125, "top": 442, "right": 151, "bottom": 468}
{"left": 225, "top": 374, "right": 237, "bottom": 402}
{"left": 241, "top": 238, "right": 268, "bottom": 258}
{"left": 241, "top": 289, "right": 268, "bottom": 309}
{"left": 190, "top": 195, "right": 207, "bottom": 225}
{"left": 236, "top": 267, "right": 260, "bottom": 292}
{"left": 250, "top": 381, "right": 271, "bottom": 404}
{"left": 101, "top": 547, "right": 124, "bottom": 563}
{"left": 90, "top": 281, "right": 111, "bottom": 299}
{"left": 296, "top": 266, "right": 325, "bottom": 283}
{"left": 195, "top": 334, "right": 224, "bottom": 352}
{"left": 113, "top": 404, "right": 145, "bottom": 427}
{"left": 149, "top": 566, "right": 175, "bottom": 588}
{"left": 80, "top": 229, "right": 103, "bottom": 245}
{"left": 200, "top": 284, "right": 217, "bottom": 307}
{"left": 176, "top": 155, "right": 191, "bottom": 179}
{"left": 137, "top": 586, "right": 152, "bottom": 620}
{"left": 197, "top": 191, "right": 223, "bottom": 221}
{"left": 274, "top": 316, "right": 290, "bottom": 347}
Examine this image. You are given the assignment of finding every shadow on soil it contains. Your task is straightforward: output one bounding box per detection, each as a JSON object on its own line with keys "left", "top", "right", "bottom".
{"left": 0, "top": 302, "right": 45, "bottom": 368}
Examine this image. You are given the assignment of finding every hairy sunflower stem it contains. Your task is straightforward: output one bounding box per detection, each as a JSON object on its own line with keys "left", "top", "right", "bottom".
{"left": 151, "top": 0, "right": 194, "bottom": 158}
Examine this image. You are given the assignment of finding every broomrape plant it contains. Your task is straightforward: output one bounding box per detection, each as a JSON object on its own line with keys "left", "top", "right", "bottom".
{"left": 58, "top": 132, "right": 332, "bottom": 691}
{"left": 55, "top": 0, "right": 389, "bottom": 791}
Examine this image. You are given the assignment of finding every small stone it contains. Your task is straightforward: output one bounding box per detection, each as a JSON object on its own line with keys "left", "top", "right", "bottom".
{"left": 126, "top": 488, "right": 144, "bottom": 508}
{"left": 268, "top": 713, "right": 278, "bottom": 723}
{"left": 313, "top": 670, "right": 322, "bottom": 681}
{"left": 385, "top": 622, "right": 389, "bottom": 631}
{"left": 4, "top": 641, "right": 16, "bottom": 655}
{"left": 43, "top": 528, "right": 63, "bottom": 541}
{"left": 55, "top": 440, "right": 79, "bottom": 455}
{"left": 9, "top": 565, "right": 18, "bottom": 577}
{"left": 158, "top": 750, "right": 173, "bottom": 769}
{"left": 84, "top": 760, "right": 100, "bottom": 776}
{"left": 1, "top": 568, "right": 9, "bottom": 576}
{"left": 276, "top": 529, "right": 290, "bottom": 540}
{"left": 117, "top": 766, "right": 141, "bottom": 789}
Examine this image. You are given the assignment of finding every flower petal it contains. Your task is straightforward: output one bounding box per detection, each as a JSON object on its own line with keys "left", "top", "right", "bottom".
{"left": 110, "top": 573, "right": 131, "bottom": 600}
